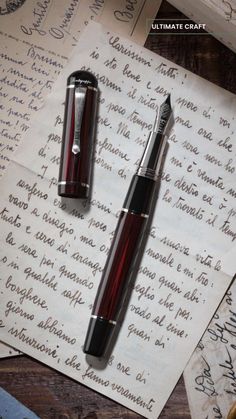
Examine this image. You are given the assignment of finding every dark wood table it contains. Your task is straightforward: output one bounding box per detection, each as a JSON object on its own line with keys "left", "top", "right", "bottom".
{"left": 1, "top": 2, "right": 236, "bottom": 418}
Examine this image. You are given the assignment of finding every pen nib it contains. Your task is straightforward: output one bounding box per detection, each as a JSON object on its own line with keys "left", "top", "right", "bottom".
{"left": 165, "top": 93, "right": 171, "bottom": 107}
{"left": 153, "top": 94, "right": 172, "bottom": 134}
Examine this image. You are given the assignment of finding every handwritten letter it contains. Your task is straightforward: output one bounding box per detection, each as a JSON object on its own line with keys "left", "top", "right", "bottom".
{"left": 0, "top": 0, "right": 159, "bottom": 177}
{"left": 0, "top": 0, "right": 106, "bottom": 356}
{"left": 0, "top": 0, "right": 108, "bottom": 178}
{"left": 0, "top": 23, "right": 235, "bottom": 418}
{"left": 0, "top": 0, "right": 158, "bottom": 356}
{"left": 184, "top": 279, "right": 236, "bottom": 419}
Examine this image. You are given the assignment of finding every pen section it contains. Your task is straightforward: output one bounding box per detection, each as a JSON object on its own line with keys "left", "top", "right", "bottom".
{"left": 123, "top": 174, "right": 157, "bottom": 214}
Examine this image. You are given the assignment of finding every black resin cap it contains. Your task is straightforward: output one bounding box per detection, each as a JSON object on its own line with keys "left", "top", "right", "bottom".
{"left": 67, "top": 70, "right": 98, "bottom": 89}
{"left": 83, "top": 317, "right": 115, "bottom": 358}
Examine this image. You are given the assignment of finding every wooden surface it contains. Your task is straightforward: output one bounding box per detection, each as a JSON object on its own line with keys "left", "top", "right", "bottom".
{"left": 0, "top": 1, "right": 236, "bottom": 418}
{"left": 146, "top": 1, "right": 236, "bottom": 95}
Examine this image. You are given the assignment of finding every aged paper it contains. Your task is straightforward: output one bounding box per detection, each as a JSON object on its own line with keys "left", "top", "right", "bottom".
{"left": 0, "top": 0, "right": 160, "bottom": 358}
{"left": 0, "top": 0, "right": 109, "bottom": 178}
{"left": 0, "top": 0, "right": 104, "bottom": 357}
{"left": 168, "top": 0, "right": 236, "bottom": 53}
{"left": 184, "top": 279, "right": 236, "bottom": 419}
{"left": 0, "top": 0, "right": 159, "bottom": 178}
{"left": 205, "top": 0, "right": 236, "bottom": 22}
{"left": 0, "top": 342, "right": 20, "bottom": 358}
{"left": 99, "top": 0, "right": 162, "bottom": 44}
{"left": 0, "top": 22, "right": 236, "bottom": 418}
{"left": 0, "top": 0, "right": 104, "bottom": 52}
{"left": 0, "top": 0, "right": 160, "bottom": 51}
{"left": 0, "top": 0, "right": 161, "bottom": 177}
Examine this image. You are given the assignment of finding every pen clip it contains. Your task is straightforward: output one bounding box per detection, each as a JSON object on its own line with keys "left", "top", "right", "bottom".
{"left": 72, "top": 86, "right": 87, "bottom": 155}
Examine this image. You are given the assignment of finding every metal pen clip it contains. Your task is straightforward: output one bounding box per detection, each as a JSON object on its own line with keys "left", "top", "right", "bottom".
{"left": 72, "top": 86, "right": 87, "bottom": 155}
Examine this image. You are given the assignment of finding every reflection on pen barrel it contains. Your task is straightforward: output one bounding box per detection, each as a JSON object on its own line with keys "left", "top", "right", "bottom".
{"left": 58, "top": 70, "right": 98, "bottom": 199}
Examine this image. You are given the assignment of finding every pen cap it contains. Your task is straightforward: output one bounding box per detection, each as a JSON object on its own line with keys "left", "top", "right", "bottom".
{"left": 58, "top": 70, "right": 98, "bottom": 198}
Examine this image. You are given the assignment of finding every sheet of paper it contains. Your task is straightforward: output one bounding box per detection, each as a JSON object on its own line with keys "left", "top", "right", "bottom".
{"left": 0, "top": 0, "right": 160, "bottom": 177}
{"left": 99, "top": 0, "right": 162, "bottom": 44}
{"left": 0, "top": 0, "right": 159, "bottom": 358}
{"left": 0, "top": 342, "right": 20, "bottom": 358}
{"left": 0, "top": 0, "right": 158, "bottom": 185}
{"left": 0, "top": 0, "right": 105, "bottom": 51}
{"left": 184, "top": 278, "right": 236, "bottom": 419}
{"left": 204, "top": 0, "right": 236, "bottom": 22}
{"left": 168, "top": 0, "right": 236, "bottom": 53}
{"left": 0, "top": 386, "right": 39, "bottom": 419}
{"left": 0, "top": 0, "right": 160, "bottom": 175}
{"left": 0, "top": 22, "right": 236, "bottom": 418}
{"left": 0, "top": 0, "right": 104, "bottom": 357}
{"left": 0, "top": 0, "right": 111, "bottom": 178}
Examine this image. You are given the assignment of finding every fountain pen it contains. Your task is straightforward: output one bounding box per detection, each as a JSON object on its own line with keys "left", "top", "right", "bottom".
{"left": 83, "top": 95, "right": 172, "bottom": 357}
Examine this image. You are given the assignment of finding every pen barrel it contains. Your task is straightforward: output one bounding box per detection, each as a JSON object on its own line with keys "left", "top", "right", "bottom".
{"left": 92, "top": 175, "right": 156, "bottom": 321}
{"left": 58, "top": 71, "right": 98, "bottom": 199}
{"left": 83, "top": 176, "right": 156, "bottom": 356}
{"left": 93, "top": 211, "right": 147, "bottom": 319}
